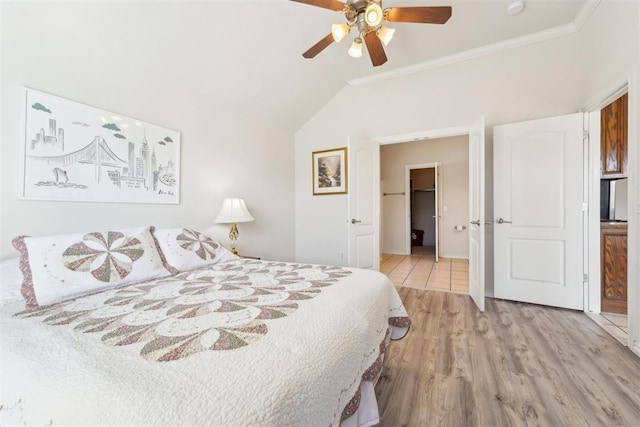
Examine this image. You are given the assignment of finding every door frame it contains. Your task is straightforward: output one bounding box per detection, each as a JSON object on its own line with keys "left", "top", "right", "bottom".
{"left": 584, "top": 66, "right": 638, "bottom": 356}
{"left": 404, "top": 162, "right": 440, "bottom": 259}
{"left": 375, "top": 126, "right": 469, "bottom": 256}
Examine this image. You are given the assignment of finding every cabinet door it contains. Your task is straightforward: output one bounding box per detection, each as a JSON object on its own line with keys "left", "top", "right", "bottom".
{"left": 601, "top": 226, "right": 627, "bottom": 314}
{"left": 601, "top": 93, "right": 628, "bottom": 178}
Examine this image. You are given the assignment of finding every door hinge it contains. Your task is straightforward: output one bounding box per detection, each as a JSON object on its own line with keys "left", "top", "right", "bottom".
{"left": 583, "top": 130, "right": 589, "bottom": 140}
{"left": 582, "top": 202, "right": 589, "bottom": 212}
{"left": 583, "top": 273, "right": 588, "bottom": 283}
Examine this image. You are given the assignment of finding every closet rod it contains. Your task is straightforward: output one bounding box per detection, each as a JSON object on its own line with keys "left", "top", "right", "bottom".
{"left": 383, "top": 192, "right": 405, "bottom": 196}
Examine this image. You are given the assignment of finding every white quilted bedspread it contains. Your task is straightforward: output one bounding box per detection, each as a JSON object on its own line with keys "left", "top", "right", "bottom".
{"left": 0, "top": 259, "right": 409, "bottom": 426}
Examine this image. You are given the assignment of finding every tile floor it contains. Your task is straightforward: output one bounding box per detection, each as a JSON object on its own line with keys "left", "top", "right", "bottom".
{"left": 585, "top": 311, "right": 628, "bottom": 346}
{"left": 380, "top": 246, "right": 469, "bottom": 294}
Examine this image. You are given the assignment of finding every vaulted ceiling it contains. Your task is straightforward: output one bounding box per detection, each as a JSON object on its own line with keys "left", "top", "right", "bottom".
{"left": 216, "top": 0, "right": 589, "bottom": 129}
{"left": 12, "top": 0, "right": 591, "bottom": 130}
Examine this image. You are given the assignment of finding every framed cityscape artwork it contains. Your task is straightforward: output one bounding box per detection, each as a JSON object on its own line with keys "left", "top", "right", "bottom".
{"left": 312, "top": 147, "right": 347, "bottom": 195}
{"left": 20, "top": 88, "right": 181, "bottom": 204}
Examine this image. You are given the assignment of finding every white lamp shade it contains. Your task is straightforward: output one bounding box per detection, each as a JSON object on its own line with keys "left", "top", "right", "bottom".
{"left": 377, "top": 26, "right": 395, "bottom": 46}
{"left": 214, "top": 198, "right": 255, "bottom": 224}
{"left": 331, "top": 23, "right": 350, "bottom": 43}
{"left": 348, "top": 38, "right": 363, "bottom": 58}
{"left": 364, "top": 3, "right": 383, "bottom": 27}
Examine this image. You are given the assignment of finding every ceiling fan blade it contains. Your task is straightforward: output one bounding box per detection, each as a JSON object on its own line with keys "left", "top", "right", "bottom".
{"left": 384, "top": 6, "right": 452, "bottom": 24}
{"left": 290, "top": 0, "right": 345, "bottom": 12}
{"left": 363, "top": 31, "right": 387, "bottom": 67}
{"left": 303, "top": 33, "right": 335, "bottom": 59}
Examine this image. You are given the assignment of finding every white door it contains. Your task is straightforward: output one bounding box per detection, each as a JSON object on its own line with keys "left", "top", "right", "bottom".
{"left": 469, "top": 116, "right": 486, "bottom": 312}
{"left": 434, "top": 163, "right": 440, "bottom": 262}
{"left": 348, "top": 137, "right": 380, "bottom": 270}
{"left": 494, "top": 113, "right": 584, "bottom": 310}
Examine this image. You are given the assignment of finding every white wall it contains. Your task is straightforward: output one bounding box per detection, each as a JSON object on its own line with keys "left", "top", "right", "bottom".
{"left": 380, "top": 136, "right": 469, "bottom": 258}
{"left": 0, "top": 2, "right": 295, "bottom": 261}
{"left": 295, "top": 33, "right": 582, "bottom": 269}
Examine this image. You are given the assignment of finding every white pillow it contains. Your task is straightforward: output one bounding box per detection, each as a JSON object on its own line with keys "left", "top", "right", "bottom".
{"left": 0, "top": 257, "right": 23, "bottom": 305}
{"left": 152, "top": 228, "right": 238, "bottom": 272}
{"left": 12, "top": 226, "right": 171, "bottom": 307}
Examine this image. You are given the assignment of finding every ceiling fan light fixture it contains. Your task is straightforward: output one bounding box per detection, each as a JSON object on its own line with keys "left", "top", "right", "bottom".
{"left": 331, "top": 23, "right": 351, "bottom": 43}
{"left": 364, "top": 3, "right": 383, "bottom": 27}
{"left": 348, "top": 37, "right": 363, "bottom": 58}
{"left": 376, "top": 26, "right": 395, "bottom": 46}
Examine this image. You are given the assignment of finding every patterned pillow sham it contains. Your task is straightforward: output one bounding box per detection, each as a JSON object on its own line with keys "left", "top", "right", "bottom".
{"left": 151, "top": 228, "right": 238, "bottom": 272}
{"left": 12, "top": 226, "right": 171, "bottom": 307}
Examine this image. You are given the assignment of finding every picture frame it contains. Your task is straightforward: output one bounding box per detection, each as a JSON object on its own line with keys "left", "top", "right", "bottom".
{"left": 20, "top": 87, "right": 181, "bottom": 204}
{"left": 312, "top": 147, "right": 347, "bottom": 195}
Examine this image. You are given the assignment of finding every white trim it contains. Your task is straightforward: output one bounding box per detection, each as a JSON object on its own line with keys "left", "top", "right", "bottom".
{"left": 627, "top": 66, "right": 638, "bottom": 356}
{"left": 442, "top": 254, "right": 470, "bottom": 260}
{"left": 348, "top": 1, "right": 600, "bottom": 88}
{"left": 574, "top": 0, "right": 601, "bottom": 31}
{"left": 586, "top": 110, "right": 602, "bottom": 314}
{"left": 349, "top": 25, "right": 576, "bottom": 87}
{"left": 373, "top": 126, "right": 469, "bottom": 145}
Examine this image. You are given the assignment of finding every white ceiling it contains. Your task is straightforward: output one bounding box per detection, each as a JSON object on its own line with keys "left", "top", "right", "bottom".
{"left": 29, "top": 0, "right": 591, "bottom": 130}
{"left": 227, "top": 0, "right": 589, "bottom": 129}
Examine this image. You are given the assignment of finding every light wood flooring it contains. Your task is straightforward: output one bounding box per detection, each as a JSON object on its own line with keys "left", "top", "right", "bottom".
{"left": 375, "top": 287, "right": 640, "bottom": 426}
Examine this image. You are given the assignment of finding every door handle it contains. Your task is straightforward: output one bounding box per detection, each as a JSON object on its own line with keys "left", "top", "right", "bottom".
{"left": 496, "top": 218, "right": 512, "bottom": 224}
{"left": 470, "top": 220, "right": 480, "bottom": 226}
{"left": 351, "top": 218, "right": 362, "bottom": 224}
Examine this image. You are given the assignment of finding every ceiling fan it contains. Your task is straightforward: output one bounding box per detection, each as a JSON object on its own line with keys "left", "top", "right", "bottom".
{"left": 291, "top": 0, "right": 452, "bottom": 67}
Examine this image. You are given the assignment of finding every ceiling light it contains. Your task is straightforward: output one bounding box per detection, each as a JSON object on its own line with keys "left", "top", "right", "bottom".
{"left": 506, "top": 0, "right": 524, "bottom": 16}
{"left": 331, "top": 23, "right": 350, "bottom": 43}
{"left": 376, "top": 26, "right": 395, "bottom": 46}
{"left": 348, "top": 37, "right": 363, "bottom": 58}
{"left": 364, "top": 3, "right": 383, "bottom": 27}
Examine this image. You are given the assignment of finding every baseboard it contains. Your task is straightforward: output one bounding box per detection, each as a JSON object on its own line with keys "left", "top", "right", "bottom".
{"left": 440, "top": 254, "right": 469, "bottom": 260}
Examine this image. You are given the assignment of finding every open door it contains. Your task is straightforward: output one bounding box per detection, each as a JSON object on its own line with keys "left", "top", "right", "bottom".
{"left": 348, "top": 137, "right": 380, "bottom": 270}
{"left": 469, "top": 116, "right": 486, "bottom": 311}
{"left": 493, "top": 113, "right": 584, "bottom": 310}
{"left": 434, "top": 163, "right": 440, "bottom": 262}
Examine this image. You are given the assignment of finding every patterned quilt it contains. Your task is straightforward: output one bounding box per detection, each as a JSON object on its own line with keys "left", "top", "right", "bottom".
{"left": 0, "top": 259, "right": 409, "bottom": 426}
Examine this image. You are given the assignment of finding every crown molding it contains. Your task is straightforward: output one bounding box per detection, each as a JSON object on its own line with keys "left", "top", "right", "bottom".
{"left": 348, "top": 0, "right": 601, "bottom": 88}
{"left": 574, "top": 0, "right": 601, "bottom": 31}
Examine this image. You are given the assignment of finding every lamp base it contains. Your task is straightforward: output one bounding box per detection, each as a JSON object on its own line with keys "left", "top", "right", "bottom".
{"left": 229, "top": 223, "right": 239, "bottom": 255}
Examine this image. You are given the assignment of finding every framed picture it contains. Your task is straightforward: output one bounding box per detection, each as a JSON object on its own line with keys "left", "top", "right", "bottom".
{"left": 20, "top": 87, "right": 181, "bottom": 204}
{"left": 312, "top": 147, "right": 347, "bottom": 195}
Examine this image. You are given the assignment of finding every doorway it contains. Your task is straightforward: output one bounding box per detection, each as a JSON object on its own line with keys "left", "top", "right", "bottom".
{"left": 586, "top": 89, "right": 630, "bottom": 345}
{"left": 408, "top": 164, "right": 439, "bottom": 260}
{"left": 378, "top": 135, "right": 471, "bottom": 295}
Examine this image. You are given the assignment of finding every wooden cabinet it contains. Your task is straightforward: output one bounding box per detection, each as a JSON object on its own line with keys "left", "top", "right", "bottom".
{"left": 601, "top": 222, "right": 627, "bottom": 314}
{"left": 601, "top": 93, "right": 628, "bottom": 178}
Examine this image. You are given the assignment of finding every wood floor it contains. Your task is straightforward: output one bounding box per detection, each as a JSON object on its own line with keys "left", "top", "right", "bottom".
{"left": 376, "top": 288, "right": 640, "bottom": 426}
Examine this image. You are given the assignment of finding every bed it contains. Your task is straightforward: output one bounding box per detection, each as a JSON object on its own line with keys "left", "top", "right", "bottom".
{"left": 0, "top": 227, "right": 409, "bottom": 426}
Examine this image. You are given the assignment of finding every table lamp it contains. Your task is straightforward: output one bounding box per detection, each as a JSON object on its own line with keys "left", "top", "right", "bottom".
{"left": 213, "top": 198, "right": 255, "bottom": 255}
